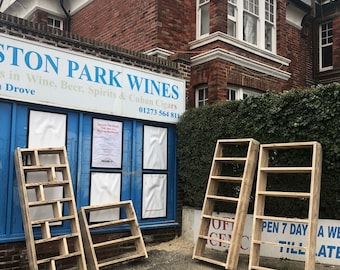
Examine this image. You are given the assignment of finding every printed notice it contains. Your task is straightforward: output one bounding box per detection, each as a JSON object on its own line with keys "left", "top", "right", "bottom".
{"left": 92, "top": 118, "right": 122, "bottom": 168}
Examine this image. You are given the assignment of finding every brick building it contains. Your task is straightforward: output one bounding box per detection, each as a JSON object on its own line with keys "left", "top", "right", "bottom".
{"left": 0, "top": 0, "right": 339, "bottom": 268}
{"left": 1, "top": 0, "right": 339, "bottom": 107}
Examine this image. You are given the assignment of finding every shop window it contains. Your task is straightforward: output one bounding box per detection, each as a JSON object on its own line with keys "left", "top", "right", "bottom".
{"left": 27, "top": 110, "right": 67, "bottom": 224}
{"left": 197, "top": 0, "right": 210, "bottom": 37}
{"left": 195, "top": 85, "right": 209, "bottom": 107}
{"left": 227, "top": 85, "right": 261, "bottom": 100}
{"left": 142, "top": 125, "right": 168, "bottom": 219}
{"left": 320, "top": 21, "right": 333, "bottom": 71}
{"left": 90, "top": 172, "right": 121, "bottom": 222}
{"left": 227, "top": 0, "right": 276, "bottom": 52}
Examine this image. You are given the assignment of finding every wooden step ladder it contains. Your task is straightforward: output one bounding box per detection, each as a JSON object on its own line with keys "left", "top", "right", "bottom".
{"left": 193, "top": 138, "right": 260, "bottom": 269}
{"left": 14, "top": 147, "right": 87, "bottom": 270}
{"left": 78, "top": 201, "right": 148, "bottom": 270}
{"left": 248, "top": 141, "right": 322, "bottom": 270}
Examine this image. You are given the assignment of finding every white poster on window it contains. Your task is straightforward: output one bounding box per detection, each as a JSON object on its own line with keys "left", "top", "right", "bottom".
{"left": 90, "top": 172, "right": 121, "bottom": 222}
{"left": 27, "top": 110, "right": 67, "bottom": 224}
{"left": 142, "top": 174, "right": 167, "bottom": 218}
{"left": 92, "top": 119, "right": 123, "bottom": 168}
{"left": 143, "top": 126, "right": 167, "bottom": 170}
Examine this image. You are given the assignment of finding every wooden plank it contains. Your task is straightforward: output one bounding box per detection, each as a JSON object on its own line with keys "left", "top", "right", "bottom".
{"left": 260, "top": 167, "right": 312, "bottom": 173}
{"left": 202, "top": 214, "right": 235, "bottom": 223}
{"left": 210, "top": 175, "right": 243, "bottom": 182}
{"left": 206, "top": 195, "right": 239, "bottom": 203}
{"left": 252, "top": 240, "right": 307, "bottom": 250}
{"left": 88, "top": 217, "right": 135, "bottom": 230}
{"left": 254, "top": 215, "right": 308, "bottom": 224}
{"left": 257, "top": 191, "right": 311, "bottom": 198}
{"left": 193, "top": 255, "right": 226, "bottom": 267}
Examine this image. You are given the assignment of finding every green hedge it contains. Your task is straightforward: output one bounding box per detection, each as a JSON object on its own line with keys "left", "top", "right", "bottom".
{"left": 176, "top": 83, "right": 340, "bottom": 219}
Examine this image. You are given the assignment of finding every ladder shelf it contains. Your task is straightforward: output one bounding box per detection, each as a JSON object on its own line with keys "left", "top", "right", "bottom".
{"left": 14, "top": 147, "right": 87, "bottom": 270}
{"left": 78, "top": 200, "right": 148, "bottom": 270}
{"left": 193, "top": 138, "right": 260, "bottom": 270}
{"left": 248, "top": 141, "right": 322, "bottom": 270}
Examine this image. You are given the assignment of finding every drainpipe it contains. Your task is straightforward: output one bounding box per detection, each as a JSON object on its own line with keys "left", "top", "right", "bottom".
{"left": 60, "top": 0, "right": 71, "bottom": 32}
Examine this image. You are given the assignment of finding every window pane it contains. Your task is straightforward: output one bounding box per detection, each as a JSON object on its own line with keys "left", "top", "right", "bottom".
{"left": 320, "top": 21, "right": 333, "bottom": 69}
{"left": 201, "top": 4, "right": 210, "bottom": 35}
{"left": 228, "top": 20, "right": 236, "bottom": 37}
{"left": 228, "top": 5, "right": 236, "bottom": 17}
{"left": 227, "top": 89, "right": 236, "bottom": 100}
{"left": 265, "top": 22, "right": 273, "bottom": 51}
{"left": 196, "top": 87, "right": 208, "bottom": 107}
{"left": 322, "top": 45, "right": 333, "bottom": 68}
{"left": 243, "top": 13, "right": 257, "bottom": 44}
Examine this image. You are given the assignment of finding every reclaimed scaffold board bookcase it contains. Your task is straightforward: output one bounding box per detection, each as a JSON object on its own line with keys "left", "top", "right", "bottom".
{"left": 78, "top": 201, "right": 148, "bottom": 269}
{"left": 14, "top": 147, "right": 87, "bottom": 270}
{"left": 248, "top": 142, "right": 322, "bottom": 270}
{"left": 193, "top": 138, "right": 260, "bottom": 269}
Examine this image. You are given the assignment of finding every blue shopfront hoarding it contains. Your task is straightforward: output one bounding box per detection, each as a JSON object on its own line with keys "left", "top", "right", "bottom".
{"left": 0, "top": 34, "right": 185, "bottom": 242}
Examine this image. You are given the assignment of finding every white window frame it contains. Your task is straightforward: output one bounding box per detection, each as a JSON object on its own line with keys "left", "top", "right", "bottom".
{"left": 227, "top": 0, "right": 276, "bottom": 53}
{"left": 227, "top": 0, "right": 237, "bottom": 37}
{"left": 319, "top": 21, "right": 333, "bottom": 71}
{"left": 197, "top": 0, "right": 210, "bottom": 38}
{"left": 195, "top": 85, "right": 208, "bottom": 107}
{"left": 227, "top": 85, "right": 262, "bottom": 101}
{"left": 47, "top": 16, "right": 63, "bottom": 30}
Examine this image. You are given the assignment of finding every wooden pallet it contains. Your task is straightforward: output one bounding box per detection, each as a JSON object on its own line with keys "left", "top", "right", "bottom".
{"left": 193, "top": 138, "right": 260, "bottom": 269}
{"left": 78, "top": 200, "right": 148, "bottom": 270}
{"left": 248, "top": 142, "right": 322, "bottom": 270}
{"left": 14, "top": 147, "right": 87, "bottom": 270}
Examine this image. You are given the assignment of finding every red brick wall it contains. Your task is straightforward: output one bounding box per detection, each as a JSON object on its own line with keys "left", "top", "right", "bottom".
{"left": 71, "top": 0, "right": 194, "bottom": 53}
{"left": 333, "top": 16, "right": 340, "bottom": 68}
{"left": 71, "top": 0, "right": 159, "bottom": 51}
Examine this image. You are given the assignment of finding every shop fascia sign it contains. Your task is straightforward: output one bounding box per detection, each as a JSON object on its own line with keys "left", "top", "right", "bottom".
{"left": 0, "top": 34, "right": 185, "bottom": 123}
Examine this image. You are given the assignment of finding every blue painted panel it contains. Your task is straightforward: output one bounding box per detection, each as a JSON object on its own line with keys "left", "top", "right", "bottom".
{"left": 0, "top": 101, "right": 12, "bottom": 235}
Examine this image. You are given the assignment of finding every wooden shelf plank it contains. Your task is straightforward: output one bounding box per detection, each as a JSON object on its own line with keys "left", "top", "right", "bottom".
{"left": 26, "top": 180, "right": 69, "bottom": 188}
{"left": 28, "top": 198, "right": 72, "bottom": 207}
{"left": 214, "top": 157, "right": 247, "bottom": 163}
{"left": 23, "top": 164, "right": 67, "bottom": 171}
{"left": 260, "top": 167, "right": 312, "bottom": 173}
{"left": 31, "top": 215, "right": 76, "bottom": 225}
{"left": 193, "top": 255, "right": 226, "bottom": 267}
{"left": 98, "top": 253, "right": 146, "bottom": 268}
{"left": 206, "top": 195, "right": 239, "bottom": 202}
{"left": 254, "top": 215, "right": 308, "bottom": 224}
{"left": 93, "top": 235, "right": 140, "bottom": 248}
{"left": 88, "top": 218, "right": 135, "bottom": 230}
{"left": 257, "top": 191, "right": 310, "bottom": 198}
{"left": 198, "top": 234, "right": 231, "bottom": 245}
{"left": 252, "top": 240, "right": 307, "bottom": 251}
{"left": 250, "top": 266, "right": 276, "bottom": 270}
{"left": 36, "top": 251, "right": 81, "bottom": 264}
{"left": 35, "top": 233, "right": 80, "bottom": 245}
{"left": 202, "top": 214, "right": 235, "bottom": 223}
{"left": 210, "top": 175, "right": 243, "bottom": 182}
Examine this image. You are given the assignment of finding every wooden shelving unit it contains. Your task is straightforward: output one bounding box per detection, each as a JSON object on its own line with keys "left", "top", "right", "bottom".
{"left": 14, "top": 147, "right": 87, "bottom": 270}
{"left": 78, "top": 201, "right": 148, "bottom": 270}
{"left": 193, "top": 138, "right": 260, "bottom": 269}
{"left": 248, "top": 142, "right": 322, "bottom": 270}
